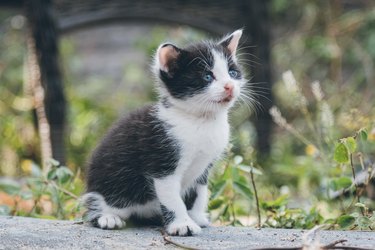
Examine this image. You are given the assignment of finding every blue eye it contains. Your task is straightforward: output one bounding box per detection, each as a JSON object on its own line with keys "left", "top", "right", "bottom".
{"left": 203, "top": 73, "right": 214, "bottom": 82}
{"left": 229, "top": 70, "right": 239, "bottom": 79}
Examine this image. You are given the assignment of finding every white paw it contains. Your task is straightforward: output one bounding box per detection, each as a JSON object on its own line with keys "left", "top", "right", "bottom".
{"left": 166, "top": 218, "right": 201, "bottom": 236}
{"left": 97, "top": 214, "right": 125, "bottom": 229}
{"left": 188, "top": 212, "right": 210, "bottom": 227}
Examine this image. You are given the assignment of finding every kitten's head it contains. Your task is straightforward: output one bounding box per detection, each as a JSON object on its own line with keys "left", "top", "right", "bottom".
{"left": 154, "top": 30, "right": 246, "bottom": 117}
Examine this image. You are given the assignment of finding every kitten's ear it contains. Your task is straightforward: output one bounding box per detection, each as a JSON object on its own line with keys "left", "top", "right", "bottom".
{"left": 156, "top": 43, "right": 181, "bottom": 72}
{"left": 219, "top": 29, "right": 243, "bottom": 55}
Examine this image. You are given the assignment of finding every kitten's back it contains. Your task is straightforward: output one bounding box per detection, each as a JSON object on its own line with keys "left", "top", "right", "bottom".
{"left": 86, "top": 104, "right": 179, "bottom": 207}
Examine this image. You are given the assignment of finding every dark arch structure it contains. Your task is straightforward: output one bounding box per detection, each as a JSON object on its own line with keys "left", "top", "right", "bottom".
{"left": 2, "top": 0, "right": 273, "bottom": 164}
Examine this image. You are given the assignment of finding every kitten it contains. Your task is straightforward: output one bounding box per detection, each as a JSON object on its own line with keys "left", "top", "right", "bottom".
{"left": 82, "top": 29, "right": 247, "bottom": 236}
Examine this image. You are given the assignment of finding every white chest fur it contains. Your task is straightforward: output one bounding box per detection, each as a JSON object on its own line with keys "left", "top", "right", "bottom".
{"left": 157, "top": 105, "right": 230, "bottom": 190}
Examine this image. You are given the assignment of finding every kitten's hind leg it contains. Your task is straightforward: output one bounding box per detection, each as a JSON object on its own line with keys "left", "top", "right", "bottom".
{"left": 81, "top": 192, "right": 127, "bottom": 230}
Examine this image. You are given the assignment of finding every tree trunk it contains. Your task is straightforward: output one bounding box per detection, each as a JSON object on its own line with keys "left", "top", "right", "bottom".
{"left": 240, "top": 0, "right": 273, "bottom": 158}
{"left": 25, "top": 0, "right": 66, "bottom": 166}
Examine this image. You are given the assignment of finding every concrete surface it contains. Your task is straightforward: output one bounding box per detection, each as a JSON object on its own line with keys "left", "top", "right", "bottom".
{"left": 0, "top": 216, "right": 374, "bottom": 249}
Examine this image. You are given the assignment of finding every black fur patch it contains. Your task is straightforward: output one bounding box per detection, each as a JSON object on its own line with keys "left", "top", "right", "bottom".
{"left": 86, "top": 105, "right": 180, "bottom": 208}
{"left": 196, "top": 164, "right": 211, "bottom": 185}
{"left": 161, "top": 204, "right": 175, "bottom": 226}
{"left": 184, "top": 187, "right": 198, "bottom": 210}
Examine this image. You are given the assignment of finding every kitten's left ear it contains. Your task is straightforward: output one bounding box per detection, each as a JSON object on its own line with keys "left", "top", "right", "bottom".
{"left": 219, "top": 29, "right": 243, "bottom": 55}
{"left": 156, "top": 43, "right": 181, "bottom": 73}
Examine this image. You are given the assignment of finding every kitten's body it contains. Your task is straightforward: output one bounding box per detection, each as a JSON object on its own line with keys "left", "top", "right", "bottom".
{"left": 83, "top": 30, "right": 247, "bottom": 236}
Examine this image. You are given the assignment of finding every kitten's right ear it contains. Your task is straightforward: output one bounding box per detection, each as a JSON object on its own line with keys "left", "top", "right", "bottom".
{"left": 219, "top": 29, "right": 243, "bottom": 56}
{"left": 156, "top": 43, "right": 181, "bottom": 73}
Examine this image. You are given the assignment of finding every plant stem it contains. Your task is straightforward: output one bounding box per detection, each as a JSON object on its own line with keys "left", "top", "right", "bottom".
{"left": 250, "top": 168, "right": 261, "bottom": 228}
{"left": 50, "top": 181, "right": 79, "bottom": 199}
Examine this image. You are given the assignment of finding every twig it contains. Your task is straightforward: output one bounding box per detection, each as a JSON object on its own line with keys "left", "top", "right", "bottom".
{"left": 50, "top": 181, "right": 79, "bottom": 199}
{"left": 160, "top": 230, "right": 200, "bottom": 250}
{"left": 349, "top": 153, "right": 365, "bottom": 216}
{"left": 349, "top": 153, "right": 359, "bottom": 202}
{"left": 321, "top": 239, "right": 347, "bottom": 249}
{"left": 250, "top": 167, "right": 261, "bottom": 228}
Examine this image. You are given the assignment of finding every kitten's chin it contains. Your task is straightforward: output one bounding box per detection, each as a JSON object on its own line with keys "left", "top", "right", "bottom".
{"left": 216, "top": 96, "right": 237, "bottom": 107}
{"left": 217, "top": 96, "right": 233, "bottom": 104}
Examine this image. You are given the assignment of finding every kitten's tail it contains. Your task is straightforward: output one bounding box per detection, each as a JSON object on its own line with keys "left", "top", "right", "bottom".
{"left": 81, "top": 192, "right": 105, "bottom": 226}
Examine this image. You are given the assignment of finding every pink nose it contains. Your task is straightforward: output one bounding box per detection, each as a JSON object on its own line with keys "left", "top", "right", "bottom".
{"left": 224, "top": 83, "right": 234, "bottom": 96}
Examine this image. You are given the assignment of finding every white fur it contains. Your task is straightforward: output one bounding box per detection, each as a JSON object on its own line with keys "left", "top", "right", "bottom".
{"left": 188, "top": 184, "right": 210, "bottom": 227}
{"left": 82, "top": 192, "right": 161, "bottom": 229}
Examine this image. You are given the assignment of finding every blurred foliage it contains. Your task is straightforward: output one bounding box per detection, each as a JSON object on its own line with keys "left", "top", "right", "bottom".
{"left": 0, "top": 159, "right": 83, "bottom": 220}
{"left": 1, "top": 0, "right": 375, "bottom": 230}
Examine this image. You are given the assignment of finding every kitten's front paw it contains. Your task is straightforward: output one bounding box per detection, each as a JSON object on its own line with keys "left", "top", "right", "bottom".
{"left": 97, "top": 214, "right": 125, "bottom": 230}
{"left": 188, "top": 212, "right": 210, "bottom": 227}
{"left": 166, "top": 218, "right": 201, "bottom": 236}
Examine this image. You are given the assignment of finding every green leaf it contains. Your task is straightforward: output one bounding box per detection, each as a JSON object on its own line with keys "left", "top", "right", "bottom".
{"left": 334, "top": 142, "right": 349, "bottom": 163}
{"left": 210, "top": 180, "right": 227, "bottom": 199}
{"left": 336, "top": 176, "right": 352, "bottom": 189}
{"left": 235, "top": 164, "right": 263, "bottom": 175}
{"left": 357, "top": 216, "right": 371, "bottom": 229}
{"left": 56, "top": 167, "right": 73, "bottom": 184}
{"left": 324, "top": 218, "right": 336, "bottom": 225}
{"left": 0, "top": 179, "right": 21, "bottom": 195}
{"left": 208, "top": 198, "right": 224, "bottom": 210}
{"left": 261, "top": 195, "right": 288, "bottom": 210}
{"left": 233, "top": 180, "right": 253, "bottom": 200}
{"left": 337, "top": 215, "right": 355, "bottom": 228}
{"left": 47, "top": 168, "right": 57, "bottom": 180}
{"left": 359, "top": 129, "right": 368, "bottom": 141}
{"left": 345, "top": 137, "right": 357, "bottom": 153}
{"left": 330, "top": 177, "right": 352, "bottom": 191}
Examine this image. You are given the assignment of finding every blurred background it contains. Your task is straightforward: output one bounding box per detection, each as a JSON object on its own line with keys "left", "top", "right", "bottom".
{"left": 0, "top": 0, "right": 375, "bottom": 229}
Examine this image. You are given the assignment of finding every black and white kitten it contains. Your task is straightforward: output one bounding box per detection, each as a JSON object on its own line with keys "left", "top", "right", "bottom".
{"left": 82, "top": 30, "right": 246, "bottom": 236}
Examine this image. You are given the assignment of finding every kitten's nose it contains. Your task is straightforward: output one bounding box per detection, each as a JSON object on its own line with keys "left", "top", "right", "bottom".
{"left": 224, "top": 83, "right": 234, "bottom": 96}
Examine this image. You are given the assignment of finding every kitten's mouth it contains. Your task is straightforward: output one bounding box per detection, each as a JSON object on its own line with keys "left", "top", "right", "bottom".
{"left": 217, "top": 95, "right": 233, "bottom": 104}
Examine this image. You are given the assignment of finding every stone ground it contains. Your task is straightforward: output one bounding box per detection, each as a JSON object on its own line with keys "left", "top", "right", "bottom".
{"left": 0, "top": 216, "right": 374, "bottom": 250}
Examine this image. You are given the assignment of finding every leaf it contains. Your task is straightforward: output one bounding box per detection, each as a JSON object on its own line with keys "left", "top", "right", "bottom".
{"left": 330, "top": 177, "right": 352, "bottom": 191}
{"left": 49, "top": 159, "right": 60, "bottom": 167}
{"left": 47, "top": 169, "right": 57, "bottom": 180}
{"left": 354, "top": 203, "right": 367, "bottom": 209}
{"left": 208, "top": 198, "right": 224, "bottom": 210}
{"left": 0, "top": 179, "right": 21, "bottom": 195}
{"left": 30, "top": 162, "right": 43, "bottom": 177}
{"left": 345, "top": 137, "right": 357, "bottom": 153}
{"left": 233, "top": 180, "right": 253, "bottom": 200}
{"left": 357, "top": 216, "right": 371, "bottom": 229}
{"left": 359, "top": 129, "right": 368, "bottom": 141}
{"left": 210, "top": 180, "right": 227, "bottom": 199}
{"left": 56, "top": 167, "right": 73, "bottom": 184}
{"left": 261, "top": 195, "right": 288, "bottom": 210}
{"left": 337, "top": 215, "right": 355, "bottom": 228}
{"left": 233, "top": 155, "right": 243, "bottom": 165}
{"left": 334, "top": 142, "right": 349, "bottom": 163}
{"left": 235, "top": 164, "right": 263, "bottom": 175}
